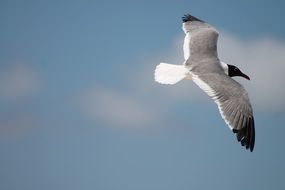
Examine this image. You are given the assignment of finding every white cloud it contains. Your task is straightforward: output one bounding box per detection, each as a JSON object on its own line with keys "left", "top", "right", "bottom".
{"left": 74, "top": 31, "right": 285, "bottom": 128}
{"left": 0, "top": 63, "right": 41, "bottom": 140}
{"left": 0, "top": 63, "right": 41, "bottom": 102}
{"left": 74, "top": 86, "right": 157, "bottom": 127}
{"left": 143, "top": 31, "right": 285, "bottom": 111}
{"left": 218, "top": 32, "right": 285, "bottom": 111}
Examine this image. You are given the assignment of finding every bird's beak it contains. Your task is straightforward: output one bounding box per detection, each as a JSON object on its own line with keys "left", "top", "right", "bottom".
{"left": 240, "top": 72, "right": 250, "bottom": 80}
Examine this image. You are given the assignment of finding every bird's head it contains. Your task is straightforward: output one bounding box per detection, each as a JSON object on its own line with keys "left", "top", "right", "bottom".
{"left": 227, "top": 64, "right": 250, "bottom": 80}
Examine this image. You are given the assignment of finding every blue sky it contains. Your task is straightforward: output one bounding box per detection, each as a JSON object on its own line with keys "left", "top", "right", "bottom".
{"left": 1, "top": 0, "right": 285, "bottom": 190}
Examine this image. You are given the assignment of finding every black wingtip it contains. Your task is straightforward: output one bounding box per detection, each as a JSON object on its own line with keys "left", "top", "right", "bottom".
{"left": 250, "top": 118, "right": 255, "bottom": 152}
{"left": 182, "top": 14, "right": 204, "bottom": 23}
{"left": 233, "top": 117, "right": 255, "bottom": 152}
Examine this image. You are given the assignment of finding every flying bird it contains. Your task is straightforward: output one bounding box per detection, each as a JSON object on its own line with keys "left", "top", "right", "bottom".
{"left": 154, "top": 14, "right": 255, "bottom": 151}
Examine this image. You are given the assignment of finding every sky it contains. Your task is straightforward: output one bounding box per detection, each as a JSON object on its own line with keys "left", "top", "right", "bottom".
{"left": 1, "top": 0, "right": 285, "bottom": 190}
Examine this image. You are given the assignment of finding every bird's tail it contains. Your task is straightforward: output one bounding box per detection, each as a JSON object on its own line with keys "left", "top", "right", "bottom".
{"left": 154, "top": 63, "right": 189, "bottom": 85}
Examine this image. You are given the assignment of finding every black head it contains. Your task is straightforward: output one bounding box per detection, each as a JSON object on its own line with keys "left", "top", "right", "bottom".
{"left": 182, "top": 14, "right": 204, "bottom": 23}
{"left": 228, "top": 64, "right": 250, "bottom": 80}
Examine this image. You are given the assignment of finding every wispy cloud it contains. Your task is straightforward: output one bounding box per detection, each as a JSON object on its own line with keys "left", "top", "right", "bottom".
{"left": 145, "top": 31, "right": 285, "bottom": 111}
{"left": 0, "top": 63, "right": 41, "bottom": 140}
{"left": 0, "top": 63, "right": 41, "bottom": 102}
{"left": 74, "top": 85, "right": 157, "bottom": 127}
{"left": 0, "top": 113, "right": 38, "bottom": 141}
{"left": 74, "top": 31, "right": 285, "bottom": 128}
{"left": 218, "top": 32, "right": 285, "bottom": 111}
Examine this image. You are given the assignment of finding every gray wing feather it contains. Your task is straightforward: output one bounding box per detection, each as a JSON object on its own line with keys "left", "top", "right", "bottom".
{"left": 183, "top": 24, "right": 219, "bottom": 65}
{"left": 182, "top": 14, "right": 255, "bottom": 151}
{"left": 192, "top": 72, "right": 255, "bottom": 151}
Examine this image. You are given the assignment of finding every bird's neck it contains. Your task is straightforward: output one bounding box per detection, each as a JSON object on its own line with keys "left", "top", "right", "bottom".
{"left": 220, "top": 62, "right": 229, "bottom": 75}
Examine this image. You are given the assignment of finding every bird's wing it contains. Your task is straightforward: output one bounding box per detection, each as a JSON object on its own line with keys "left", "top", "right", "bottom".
{"left": 182, "top": 17, "right": 219, "bottom": 65}
{"left": 191, "top": 72, "right": 255, "bottom": 151}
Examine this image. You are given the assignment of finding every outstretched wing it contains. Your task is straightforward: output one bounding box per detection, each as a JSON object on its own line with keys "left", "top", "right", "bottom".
{"left": 192, "top": 72, "right": 255, "bottom": 151}
{"left": 182, "top": 14, "right": 219, "bottom": 65}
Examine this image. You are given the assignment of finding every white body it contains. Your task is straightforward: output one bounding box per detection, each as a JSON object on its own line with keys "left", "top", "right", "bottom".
{"left": 154, "top": 62, "right": 228, "bottom": 85}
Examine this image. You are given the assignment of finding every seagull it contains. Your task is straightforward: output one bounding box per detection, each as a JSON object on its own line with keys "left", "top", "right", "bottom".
{"left": 154, "top": 14, "right": 255, "bottom": 152}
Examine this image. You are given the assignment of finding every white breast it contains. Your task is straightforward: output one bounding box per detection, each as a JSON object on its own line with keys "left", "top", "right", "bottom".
{"left": 220, "top": 61, "right": 229, "bottom": 75}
